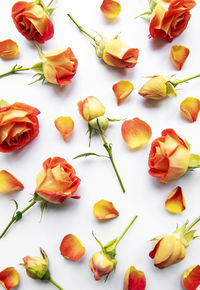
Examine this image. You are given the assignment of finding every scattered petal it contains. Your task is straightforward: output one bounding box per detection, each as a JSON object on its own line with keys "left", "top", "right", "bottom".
{"left": 0, "top": 170, "right": 24, "bottom": 194}
{"left": 100, "top": 0, "right": 121, "bottom": 20}
{"left": 0, "top": 40, "right": 18, "bottom": 59}
{"left": 124, "top": 266, "right": 146, "bottom": 290}
{"left": 182, "top": 265, "right": 200, "bottom": 290}
{"left": 112, "top": 80, "right": 134, "bottom": 105}
{"left": 121, "top": 118, "right": 152, "bottom": 149}
{"left": 165, "top": 186, "right": 186, "bottom": 214}
{"left": 0, "top": 267, "right": 19, "bottom": 289}
{"left": 180, "top": 97, "right": 200, "bottom": 122}
{"left": 60, "top": 234, "right": 85, "bottom": 261}
{"left": 93, "top": 200, "right": 119, "bottom": 220}
{"left": 170, "top": 45, "right": 190, "bottom": 70}
{"left": 54, "top": 116, "right": 74, "bottom": 141}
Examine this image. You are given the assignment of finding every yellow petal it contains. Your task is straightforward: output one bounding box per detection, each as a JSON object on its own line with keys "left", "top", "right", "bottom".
{"left": 180, "top": 97, "right": 200, "bottom": 122}
{"left": 121, "top": 118, "right": 152, "bottom": 149}
{"left": 170, "top": 45, "right": 190, "bottom": 70}
{"left": 165, "top": 186, "right": 186, "bottom": 214}
{"left": 54, "top": 116, "right": 74, "bottom": 141}
{"left": 100, "top": 0, "right": 121, "bottom": 20}
{"left": 0, "top": 39, "right": 18, "bottom": 59}
{"left": 0, "top": 170, "right": 24, "bottom": 194}
{"left": 60, "top": 234, "right": 85, "bottom": 261}
{"left": 112, "top": 80, "right": 134, "bottom": 105}
{"left": 93, "top": 200, "right": 119, "bottom": 220}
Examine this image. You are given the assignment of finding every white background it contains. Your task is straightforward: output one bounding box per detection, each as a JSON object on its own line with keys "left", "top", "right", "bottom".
{"left": 0, "top": 0, "right": 200, "bottom": 289}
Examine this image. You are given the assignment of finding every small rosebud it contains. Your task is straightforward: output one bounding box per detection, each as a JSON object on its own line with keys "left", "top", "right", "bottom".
{"left": 139, "top": 76, "right": 168, "bottom": 100}
{"left": 77, "top": 96, "right": 105, "bottom": 122}
{"left": 89, "top": 251, "right": 116, "bottom": 281}
{"left": 21, "top": 248, "right": 49, "bottom": 280}
{"left": 89, "top": 116, "right": 109, "bottom": 132}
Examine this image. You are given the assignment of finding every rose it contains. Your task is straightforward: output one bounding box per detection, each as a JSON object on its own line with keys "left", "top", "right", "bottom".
{"left": 43, "top": 48, "right": 78, "bottom": 87}
{"left": 77, "top": 96, "right": 105, "bottom": 122}
{"left": 149, "top": 235, "right": 186, "bottom": 269}
{"left": 0, "top": 102, "right": 40, "bottom": 153}
{"left": 11, "top": 1, "right": 54, "bottom": 43}
{"left": 139, "top": 76, "right": 168, "bottom": 100}
{"left": 148, "top": 129, "right": 190, "bottom": 183}
{"left": 102, "top": 39, "right": 139, "bottom": 68}
{"left": 149, "top": 0, "right": 196, "bottom": 42}
{"left": 89, "top": 252, "right": 115, "bottom": 281}
{"left": 35, "top": 157, "right": 81, "bottom": 204}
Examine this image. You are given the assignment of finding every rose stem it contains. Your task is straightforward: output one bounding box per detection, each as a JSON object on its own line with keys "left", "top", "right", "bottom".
{"left": 47, "top": 0, "right": 54, "bottom": 8}
{"left": 67, "top": 14, "right": 100, "bottom": 46}
{"left": 49, "top": 278, "right": 63, "bottom": 290}
{"left": 172, "top": 74, "right": 200, "bottom": 87}
{"left": 0, "top": 200, "right": 36, "bottom": 239}
{"left": 185, "top": 216, "right": 200, "bottom": 232}
{"left": 0, "top": 65, "right": 32, "bottom": 79}
{"left": 114, "top": 215, "right": 138, "bottom": 248}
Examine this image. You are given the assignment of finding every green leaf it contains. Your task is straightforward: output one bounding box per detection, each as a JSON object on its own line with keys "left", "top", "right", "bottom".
{"left": 104, "top": 238, "right": 117, "bottom": 249}
{"left": 31, "top": 62, "right": 44, "bottom": 74}
{"left": 74, "top": 153, "right": 109, "bottom": 159}
{"left": 0, "top": 99, "right": 10, "bottom": 106}
{"left": 107, "top": 117, "right": 125, "bottom": 122}
{"left": 40, "top": 201, "right": 48, "bottom": 222}
{"left": 188, "top": 154, "right": 200, "bottom": 168}
{"left": 34, "top": 41, "right": 45, "bottom": 61}
{"left": 28, "top": 74, "right": 45, "bottom": 85}
{"left": 166, "top": 82, "right": 177, "bottom": 97}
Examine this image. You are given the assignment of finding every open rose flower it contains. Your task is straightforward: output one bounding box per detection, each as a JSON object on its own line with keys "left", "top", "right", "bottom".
{"left": 149, "top": 217, "right": 200, "bottom": 269}
{"left": 0, "top": 101, "right": 40, "bottom": 153}
{"left": 11, "top": 1, "right": 54, "bottom": 43}
{"left": 43, "top": 47, "right": 78, "bottom": 87}
{"left": 148, "top": 129, "right": 191, "bottom": 183}
{"left": 149, "top": 0, "right": 196, "bottom": 42}
{"left": 35, "top": 157, "right": 81, "bottom": 204}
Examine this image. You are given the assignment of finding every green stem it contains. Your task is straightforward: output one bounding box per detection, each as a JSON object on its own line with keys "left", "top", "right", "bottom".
{"left": 100, "top": 132, "right": 125, "bottom": 193}
{"left": 0, "top": 65, "right": 32, "bottom": 79}
{"left": 134, "top": 11, "right": 151, "bottom": 19}
{"left": 0, "top": 200, "right": 36, "bottom": 239}
{"left": 47, "top": 0, "right": 54, "bottom": 8}
{"left": 114, "top": 216, "right": 138, "bottom": 248}
{"left": 92, "top": 232, "right": 104, "bottom": 251}
{"left": 67, "top": 14, "right": 100, "bottom": 46}
{"left": 185, "top": 216, "right": 200, "bottom": 232}
{"left": 49, "top": 278, "right": 63, "bottom": 290}
{"left": 172, "top": 74, "right": 200, "bottom": 87}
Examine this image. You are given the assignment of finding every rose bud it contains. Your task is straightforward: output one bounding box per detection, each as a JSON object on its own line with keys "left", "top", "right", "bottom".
{"left": 11, "top": 0, "right": 54, "bottom": 43}
{"left": 77, "top": 96, "right": 105, "bottom": 122}
{"left": 0, "top": 100, "right": 40, "bottom": 153}
{"left": 43, "top": 47, "right": 78, "bottom": 87}
{"left": 149, "top": 0, "right": 196, "bottom": 42}
{"left": 182, "top": 265, "right": 200, "bottom": 290}
{"left": 89, "top": 216, "right": 137, "bottom": 281}
{"left": 67, "top": 14, "right": 139, "bottom": 69}
{"left": 21, "top": 248, "right": 63, "bottom": 289}
{"left": 149, "top": 216, "right": 200, "bottom": 269}
{"left": 89, "top": 251, "right": 116, "bottom": 281}
{"left": 123, "top": 266, "right": 146, "bottom": 290}
{"left": 148, "top": 128, "right": 191, "bottom": 183}
{"left": 0, "top": 267, "right": 19, "bottom": 290}
{"left": 35, "top": 157, "right": 81, "bottom": 204}
{"left": 0, "top": 39, "right": 18, "bottom": 59}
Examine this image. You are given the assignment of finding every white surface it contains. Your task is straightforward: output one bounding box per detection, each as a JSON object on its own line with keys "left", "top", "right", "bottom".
{"left": 0, "top": 0, "right": 200, "bottom": 289}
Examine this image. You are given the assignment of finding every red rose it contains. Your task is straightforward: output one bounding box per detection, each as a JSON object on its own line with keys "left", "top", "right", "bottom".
{"left": 149, "top": 0, "right": 196, "bottom": 42}
{"left": 11, "top": 1, "right": 54, "bottom": 43}
{"left": 0, "top": 102, "right": 40, "bottom": 153}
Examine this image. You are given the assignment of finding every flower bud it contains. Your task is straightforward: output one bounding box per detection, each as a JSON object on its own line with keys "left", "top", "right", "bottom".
{"left": 139, "top": 76, "right": 168, "bottom": 100}
{"left": 89, "top": 116, "right": 109, "bottom": 132}
{"left": 89, "top": 251, "right": 115, "bottom": 281}
{"left": 77, "top": 96, "right": 105, "bottom": 122}
{"left": 21, "top": 248, "right": 49, "bottom": 280}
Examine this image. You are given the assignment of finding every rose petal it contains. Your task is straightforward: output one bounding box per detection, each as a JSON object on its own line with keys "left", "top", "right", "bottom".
{"left": 165, "top": 186, "right": 186, "bottom": 214}
{"left": 180, "top": 97, "right": 200, "bottom": 122}
{"left": 170, "top": 45, "right": 190, "bottom": 70}
{"left": 182, "top": 265, "right": 200, "bottom": 290}
{"left": 112, "top": 81, "right": 134, "bottom": 105}
{"left": 54, "top": 116, "right": 74, "bottom": 141}
{"left": 60, "top": 234, "right": 85, "bottom": 261}
{"left": 93, "top": 200, "right": 119, "bottom": 220}
{"left": 0, "top": 267, "right": 19, "bottom": 289}
{"left": 100, "top": 0, "right": 121, "bottom": 20}
{"left": 121, "top": 118, "right": 152, "bottom": 149}
{"left": 0, "top": 170, "right": 24, "bottom": 194}
{"left": 124, "top": 266, "right": 146, "bottom": 290}
{"left": 0, "top": 40, "right": 18, "bottom": 59}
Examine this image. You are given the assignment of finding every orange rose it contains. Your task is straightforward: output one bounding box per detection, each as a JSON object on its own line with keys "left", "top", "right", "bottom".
{"left": 0, "top": 102, "right": 40, "bottom": 153}
{"left": 43, "top": 48, "right": 78, "bottom": 87}
{"left": 12, "top": 1, "right": 54, "bottom": 43}
{"left": 148, "top": 129, "right": 190, "bottom": 183}
{"left": 102, "top": 39, "right": 139, "bottom": 68}
{"left": 35, "top": 157, "right": 81, "bottom": 204}
{"left": 149, "top": 0, "right": 196, "bottom": 42}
